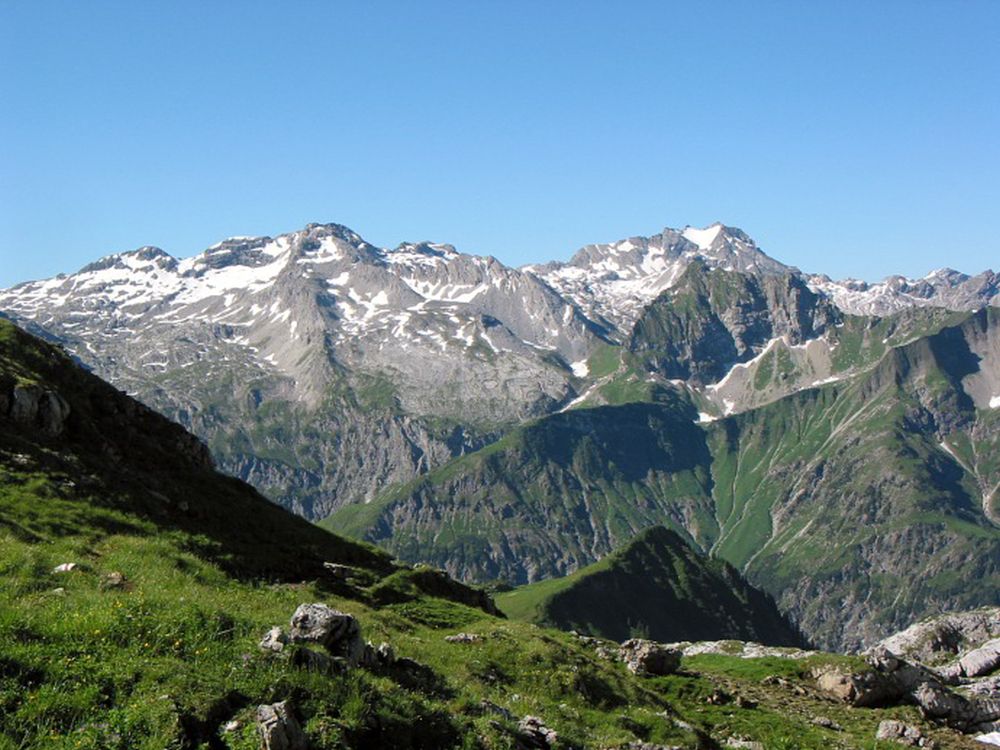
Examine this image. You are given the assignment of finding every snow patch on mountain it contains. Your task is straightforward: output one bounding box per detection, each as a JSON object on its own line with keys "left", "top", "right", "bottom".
{"left": 681, "top": 224, "right": 722, "bottom": 250}
{"left": 706, "top": 337, "right": 784, "bottom": 393}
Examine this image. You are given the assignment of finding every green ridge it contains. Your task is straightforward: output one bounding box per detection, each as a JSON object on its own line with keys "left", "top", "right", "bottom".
{"left": 497, "top": 526, "right": 805, "bottom": 646}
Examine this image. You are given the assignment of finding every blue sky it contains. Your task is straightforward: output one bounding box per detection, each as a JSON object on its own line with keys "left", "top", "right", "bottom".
{"left": 1, "top": 1, "right": 998, "bottom": 288}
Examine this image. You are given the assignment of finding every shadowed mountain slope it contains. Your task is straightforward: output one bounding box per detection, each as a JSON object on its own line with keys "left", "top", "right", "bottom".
{"left": 498, "top": 526, "right": 805, "bottom": 646}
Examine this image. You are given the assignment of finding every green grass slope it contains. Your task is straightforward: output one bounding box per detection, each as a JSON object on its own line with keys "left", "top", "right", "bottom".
{"left": 0, "top": 317, "right": 393, "bottom": 581}
{"left": 323, "top": 396, "right": 720, "bottom": 584}
{"left": 497, "top": 526, "right": 805, "bottom": 646}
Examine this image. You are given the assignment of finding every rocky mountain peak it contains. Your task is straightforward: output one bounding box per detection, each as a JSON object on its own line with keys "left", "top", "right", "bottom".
{"left": 809, "top": 265, "right": 1000, "bottom": 315}
{"left": 390, "top": 241, "right": 459, "bottom": 259}
{"left": 528, "top": 223, "right": 792, "bottom": 334}
{"left": 2, "top": 218, "right": 999, "bottom": 521}
{"left": 77, "top": 245, "right": 178, "bottom": 275}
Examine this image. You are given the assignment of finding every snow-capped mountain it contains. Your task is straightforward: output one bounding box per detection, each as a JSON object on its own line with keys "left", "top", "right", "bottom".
{"left": 807, "top": 267, "right": 1000, "bottom": 316}
{"left": 526, "top": 223, "right": 791, "bottom": 333}
{"left": 1, "top": 219, "right": 997, "bottom": 517}
{"left": 1, "top": 223, "right": 606, "bottom": 422}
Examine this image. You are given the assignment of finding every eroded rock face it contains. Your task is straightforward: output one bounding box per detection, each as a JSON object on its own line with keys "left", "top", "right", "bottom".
{"left": 288, "top": 603, "right": 365, "bottom": 666}
{"left": 255, "top": 701, "right": 307, "bottom": 750}
{"left": 875, "top": 719, "right": 935, "bottom": 748}
{"left": 619, "top": 639, "right": 682, "bottom": 676}
{"left": 5, "top": 385, "right": 71, "bottom": 436}
{"left": 877, "top": 608, "right": 1000, "bottom": 667}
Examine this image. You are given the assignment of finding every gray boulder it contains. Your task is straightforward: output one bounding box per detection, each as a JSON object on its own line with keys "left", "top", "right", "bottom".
{"left": 965, "top": 675, "right": 1000, "bottom": 698}
{"left": 875, "top": 719, "right": 935, "bottom": 747}
{"left": 813, "top": 667, "right": 897, "bottom": 707}
{"left": 815, "top": 645, "right": 1000, "bottom": 732}
{"left": 973, "top": 696, "right": 1000, "bottom": 727}
{"left": 289, "top": 603, "right": 364, "bottom": 666}
{"left": 517, "top": 716, "right": 559, "bottom": 749}
{"left": 619, "top": 639, "right": 681, "bottom": 676}
{"left": 321, "top": 562, "right": 356, "bottom": 581}
{"left": 259, "top": 626, "right": 289, "bottom": 653}
{"left": 912, "top": 681, "right": 970, "bottom": 722}
{"left": 100, "top": 572, "right": 127, "bottom": 590}
{"left": 877, "top": 608, "right": 1000, "bottom": 667}
{"left": 255, "top": 701, "right": 307, "bottom": 750}
{"left": 959, "top": 638, "right": 1000, "bottom": 678}
{"left": 444, "top": 632, "right": 482, "bottom": 644}
{"left": 368, "top": 641, "right": 395, "bottom": 667}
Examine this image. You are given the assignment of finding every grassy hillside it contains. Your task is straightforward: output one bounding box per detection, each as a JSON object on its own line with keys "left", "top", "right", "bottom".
{"left": 323, "top": 397, "right": 720, "bottom": 584}
{"left": 497, "top": 526, "right": 804, "bottom": 646}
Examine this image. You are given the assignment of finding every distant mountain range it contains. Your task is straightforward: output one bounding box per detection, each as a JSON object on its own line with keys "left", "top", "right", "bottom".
{"left": 2, "top": 220, "right": 998, "bottom": 650}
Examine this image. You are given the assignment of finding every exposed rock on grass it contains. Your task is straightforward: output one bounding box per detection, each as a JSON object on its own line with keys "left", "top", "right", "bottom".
{"left": 288, "top": 602, "right": 365, "bottom": 665}
{"left": 256, "top": 701, "right": 307, "bottom": 750}
{"left": 619, "top": 639, "right": 682, "bottom": 676}
{"left": 259, "top": 626, "right": 288, "bottom": 653}
{"left": 876, "top": 719, "right": 936, "bottom": 747}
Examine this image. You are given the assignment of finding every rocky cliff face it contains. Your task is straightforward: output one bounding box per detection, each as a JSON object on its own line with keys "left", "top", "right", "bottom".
{"left": 628, "top": 262, "right": 841, "bottom": 384}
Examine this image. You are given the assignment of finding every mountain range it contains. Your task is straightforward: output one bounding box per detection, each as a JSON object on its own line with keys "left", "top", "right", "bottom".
{"left": 2, "top": 220, "right": 998, "bottom": 651}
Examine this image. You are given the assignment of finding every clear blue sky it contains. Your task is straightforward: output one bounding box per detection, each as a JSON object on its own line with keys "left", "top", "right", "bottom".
{"left": 2, "top": 1, "right": 998, "bottom": 289}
